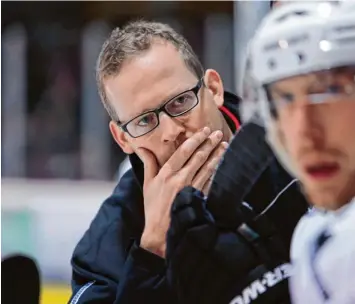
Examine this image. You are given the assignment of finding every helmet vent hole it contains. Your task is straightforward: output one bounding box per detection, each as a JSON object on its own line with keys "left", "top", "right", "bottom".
{"left": 296, "top": 52, "right": 306, "bottom": 64}
{"left": 268, "top": 58, "right": 277, "bottom": 70}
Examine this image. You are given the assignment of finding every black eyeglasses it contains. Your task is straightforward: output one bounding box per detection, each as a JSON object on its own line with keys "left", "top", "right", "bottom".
{"left": 117, "top": 79, "right": 203, "bottom": 138}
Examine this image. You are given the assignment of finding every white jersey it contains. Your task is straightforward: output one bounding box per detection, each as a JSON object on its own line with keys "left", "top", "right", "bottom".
{"left": 290, "top": 198, "right": 355, "bottom": 304}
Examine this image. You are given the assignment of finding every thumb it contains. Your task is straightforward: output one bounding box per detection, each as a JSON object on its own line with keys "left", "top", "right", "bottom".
{"left": 135, "top": 148, "right": 159, "bottom": 182}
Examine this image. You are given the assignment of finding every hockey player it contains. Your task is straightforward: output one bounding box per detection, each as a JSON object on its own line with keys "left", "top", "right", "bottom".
{"left": 242, "top": 1, "right": 355, "bottom": 303}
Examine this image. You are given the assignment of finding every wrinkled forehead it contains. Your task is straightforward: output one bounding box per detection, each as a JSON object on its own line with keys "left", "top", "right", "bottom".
{"left": 268, "top": 66, "right": 355, "bottom": 93}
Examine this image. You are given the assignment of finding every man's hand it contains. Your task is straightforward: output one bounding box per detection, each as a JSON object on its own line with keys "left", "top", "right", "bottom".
{"left": 192, "top": 139, "right": 228, "bottom": 195}
{"left": 137, "top": 127, "right": 227, "bottom": 257}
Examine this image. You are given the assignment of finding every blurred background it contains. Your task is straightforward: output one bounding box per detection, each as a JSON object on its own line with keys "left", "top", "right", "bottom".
{"left": 1, "top": 1, "right": 271, "bottom": 303}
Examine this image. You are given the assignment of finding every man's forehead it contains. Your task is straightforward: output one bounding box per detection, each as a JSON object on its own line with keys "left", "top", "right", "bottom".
{"left": 104, "top": 55, "right": 197, "bottom": 122}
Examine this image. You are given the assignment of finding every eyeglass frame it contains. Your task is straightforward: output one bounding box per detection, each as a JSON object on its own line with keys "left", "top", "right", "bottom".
{"left": 116, "top": 78, "right": 204, "bottom": 138}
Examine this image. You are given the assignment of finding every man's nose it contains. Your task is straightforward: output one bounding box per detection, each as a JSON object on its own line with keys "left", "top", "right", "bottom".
{"left": 295, "top": 104, "right": 325, "bottom": 150}
{"left": 159, "top": 112, "right": 185, "bottom": 143}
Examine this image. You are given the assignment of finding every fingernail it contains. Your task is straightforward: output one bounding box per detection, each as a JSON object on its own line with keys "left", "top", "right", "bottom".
{"left": 221, "top": 141, "right": 229, "bottom": 149}
{"left": 214, "top": 130, "right": 223, "bottom": 140}
{"left": 203, "top": 127, "right": 211, "bottom": 135}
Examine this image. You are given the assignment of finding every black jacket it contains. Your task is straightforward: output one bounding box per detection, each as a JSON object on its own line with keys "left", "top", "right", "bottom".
{"left": 69, "top": 92, "right": 308, "bottom": 303}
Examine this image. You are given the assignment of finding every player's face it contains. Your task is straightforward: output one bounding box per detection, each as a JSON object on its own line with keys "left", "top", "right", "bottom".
{"left": 268, "top": 67, "right": 355, "bottom": 210}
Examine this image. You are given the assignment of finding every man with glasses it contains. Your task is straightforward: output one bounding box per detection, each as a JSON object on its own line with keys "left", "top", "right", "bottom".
{"left": 69, "top": 20, "right": 307, "bottom": 304}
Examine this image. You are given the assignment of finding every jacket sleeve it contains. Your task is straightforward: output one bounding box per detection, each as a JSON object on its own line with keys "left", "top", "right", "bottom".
{"left": 69, "top": 171, "right": 174, "bottom": 304}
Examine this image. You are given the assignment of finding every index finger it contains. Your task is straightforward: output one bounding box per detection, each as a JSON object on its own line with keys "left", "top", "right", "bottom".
{"left": 163, "top": 127, "right": 211, "bottom": 173}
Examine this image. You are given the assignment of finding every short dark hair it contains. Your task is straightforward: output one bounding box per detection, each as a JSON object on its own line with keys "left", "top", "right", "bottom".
{"left": 96, "top": 20, "right": 204, "bottom": 121}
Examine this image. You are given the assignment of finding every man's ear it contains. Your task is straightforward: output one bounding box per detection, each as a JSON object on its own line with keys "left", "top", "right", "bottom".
{"left": 204, "top": 69, "right": 224, "bottom": 108}
{"left": 109, "top": 121, "right": 134, "bottom": 154}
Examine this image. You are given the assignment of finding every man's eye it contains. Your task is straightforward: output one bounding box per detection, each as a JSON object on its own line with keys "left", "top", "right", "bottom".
{"left": 174, "top": 95, "right": 189, "bottom": 105}
{"left": 137, "top": 114, "right": 155, "bottom": 126}
{"left": 327, "top": 84, "right": 343, "bottom": 94}
{"left": 275, "top": 93, "right": 294, "bottom": 104}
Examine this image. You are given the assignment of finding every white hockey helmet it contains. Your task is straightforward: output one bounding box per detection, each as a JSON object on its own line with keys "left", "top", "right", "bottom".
{"left": 241, "top": 1, "right": 355, "bottom": 177}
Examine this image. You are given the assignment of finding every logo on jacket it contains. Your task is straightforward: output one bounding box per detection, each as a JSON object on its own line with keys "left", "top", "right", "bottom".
{"left": 229, "top": 263, "right": 292, "bottom": 304}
